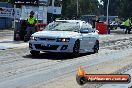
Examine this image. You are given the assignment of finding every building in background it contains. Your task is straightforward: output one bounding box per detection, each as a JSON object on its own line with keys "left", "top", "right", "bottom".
{"left": 0, "top": 2, "right": 13, "bottom": 29}
{"left": 0, "top": 0, "right": 62, "bottom": 30}
{"left": 14, "top": 0, "right": 62, "bottom": 24}
{"left": 47, "top": 0, "right": 62, "bottom": 23}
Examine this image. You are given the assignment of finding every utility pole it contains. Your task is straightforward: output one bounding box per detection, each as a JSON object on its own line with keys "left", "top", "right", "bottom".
{"left": 106, "top": 0, "right": 109, "bottom": 24}
{"left": 52, "top": 0, "right": 55, "bottom": 21}
{"left": 106, "top": 0, "right": 110, "bottom": 34}
{"left": 77, "top": 0, "right": 79, "bottom": 17}
{"left": 14, "top": 4, "right": 16, "bottom": 30}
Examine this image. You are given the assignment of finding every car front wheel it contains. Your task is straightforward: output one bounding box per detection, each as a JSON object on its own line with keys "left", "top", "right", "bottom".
{"left": 30, "top": 50, "right": 40, "bottom": 56}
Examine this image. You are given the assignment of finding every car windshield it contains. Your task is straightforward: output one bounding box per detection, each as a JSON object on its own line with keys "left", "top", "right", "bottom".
{"left": 44, "top": 22, "right": 80, "bottom": 32}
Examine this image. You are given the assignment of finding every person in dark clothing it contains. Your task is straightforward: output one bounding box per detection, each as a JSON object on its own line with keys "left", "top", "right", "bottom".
{"left": 92, "top": 16, "right": 99, "bottom": 28}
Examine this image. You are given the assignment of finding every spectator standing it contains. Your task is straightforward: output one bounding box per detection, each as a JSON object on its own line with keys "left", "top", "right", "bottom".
{"left": 124, "top": 18, "right": 131, "bottom": 34}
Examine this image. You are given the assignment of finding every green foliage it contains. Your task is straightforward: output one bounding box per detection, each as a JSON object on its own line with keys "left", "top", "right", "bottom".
{"left": 2, "top": 0, "right": 132, "bottom": 18}
{"left": 61, "top": 0, "right": 100, "bottom": 19}
{"left": 62, "top": 0, "right": 132, "bottom": 18}
{"left": 101, "top": 0, "right": 132, "bottom": 18}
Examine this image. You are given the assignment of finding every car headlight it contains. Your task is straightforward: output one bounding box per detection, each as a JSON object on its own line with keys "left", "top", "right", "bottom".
{"left": 30, "top": 36, "right": 37, "bottom": 40}
{"left": 56, "top": 38, "right": 70, "bottom": 42}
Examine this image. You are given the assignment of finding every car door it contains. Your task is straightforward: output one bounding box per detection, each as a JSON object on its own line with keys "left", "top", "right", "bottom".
{"left": 80, "top": 27, "right": 91, "bottom": 52}
{"left": 87, "top": 28, "right": 97, "bottom": 50}
{"left": 80, "top": 27, "right": 97, "bottom": 52}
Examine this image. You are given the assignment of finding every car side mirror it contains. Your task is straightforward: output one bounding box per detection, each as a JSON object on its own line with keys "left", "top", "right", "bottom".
{"left": 96, "top": 30, "right": 99, "bottom": 33}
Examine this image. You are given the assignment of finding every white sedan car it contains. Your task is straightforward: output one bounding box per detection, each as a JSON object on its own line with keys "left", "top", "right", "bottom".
{"left": 29, "top": 20, "right": 99, "bottom": 57}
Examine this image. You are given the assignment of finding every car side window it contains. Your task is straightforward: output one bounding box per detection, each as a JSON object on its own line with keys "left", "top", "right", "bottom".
{"left": 80, "top": 23, "right": 95, "bottom": 33}
{"left": 80, "top": 28, "right": 89, "bottom": 33}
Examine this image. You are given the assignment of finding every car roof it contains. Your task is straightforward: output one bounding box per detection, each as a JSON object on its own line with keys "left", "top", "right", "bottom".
{"left": 55, "top": 20, "right": 92, "bottom": 28}
{"left": 55, "top": 20, "right": 85, "bottom": 23}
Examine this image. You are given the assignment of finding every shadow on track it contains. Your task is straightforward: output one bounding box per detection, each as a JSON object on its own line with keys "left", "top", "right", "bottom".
{"left": 0, "top": 40, "right": 26, "bottom": 44}
{"left": 23, "top": 52, "right": 94, "bottom": 60}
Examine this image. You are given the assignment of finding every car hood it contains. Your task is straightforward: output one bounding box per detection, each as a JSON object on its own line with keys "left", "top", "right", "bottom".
{"left": 32, "top": 31, "right": 81, "bottom": 38}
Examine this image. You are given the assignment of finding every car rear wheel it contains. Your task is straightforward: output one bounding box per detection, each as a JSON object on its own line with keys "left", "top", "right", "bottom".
{"left": 30, "top": 50, "right": 40, "bottom": 56}
{"left": 93, "top": 40, "right": 99, "bottom": 53}
{"left": 72, "top": 40, "right": 80, "bottom": 57}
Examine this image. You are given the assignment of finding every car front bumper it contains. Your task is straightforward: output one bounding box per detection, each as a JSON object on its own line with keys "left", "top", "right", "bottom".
{"left": 29, "top": 40, "right": 75, "bottom": 53}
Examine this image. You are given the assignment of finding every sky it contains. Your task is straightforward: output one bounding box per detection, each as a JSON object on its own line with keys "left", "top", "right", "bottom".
{"left": 98, "top": 0, "right": 103, "bottom": 5}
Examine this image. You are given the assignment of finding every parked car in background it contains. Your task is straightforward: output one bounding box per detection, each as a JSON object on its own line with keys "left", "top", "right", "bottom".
{"left": 119, "top": 21, "right": 126, "bottom": 29}
{"left": 29, "top": 20, "right": 99, "bottom": 57}
{"left": 109, "top": 21, "right": 119, "bottom": 30}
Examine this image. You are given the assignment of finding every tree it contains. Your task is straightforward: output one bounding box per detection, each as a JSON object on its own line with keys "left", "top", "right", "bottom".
{"left": 61, "top": 0, "right": 100, "bottom": 19}
{"left": 101, "top": 0, "right": 132, "bottom": 18}
{"left": 62, "top": 0, "right": 77, "bottom": 19}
